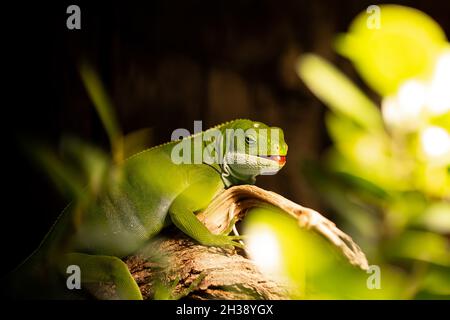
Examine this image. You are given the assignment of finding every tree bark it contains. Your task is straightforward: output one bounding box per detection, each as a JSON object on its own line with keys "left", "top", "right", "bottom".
{"left": 125, "top": 235, "right": 291, "bottom": 300}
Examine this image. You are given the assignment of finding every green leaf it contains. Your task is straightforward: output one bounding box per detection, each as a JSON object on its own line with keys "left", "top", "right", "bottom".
{"left": 336, "top": 5, "right": 447, "bottom": 96}
{"left": 123, "top": 128, "right": 154, "bottom": 158}
{"left": 325, "top": 112, "right": 389, "bottom": 169}
{"left": 60, "top": 136, "right": 110, "bottom": 195}
{"left": 28, "top": 143, "right": 86, "bottom": 202}
{"left": 420, "top": 265, "right": 450, "bottom": 296}
{"left": 386, "top": 231, "right": 450, "bottom": 266}
{"left": 79, "top": 62, "right": 124, "bottom": 162}
{"left": 296, "top": 54, "right": 383, "bottom": 131}
{"left": 414, "top": 202, "right": 450, "bottom": 234}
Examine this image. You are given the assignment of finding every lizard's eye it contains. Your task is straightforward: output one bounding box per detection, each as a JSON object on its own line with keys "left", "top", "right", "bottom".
{"left": 245, "top": 135, "right": 256, "bottom": 145}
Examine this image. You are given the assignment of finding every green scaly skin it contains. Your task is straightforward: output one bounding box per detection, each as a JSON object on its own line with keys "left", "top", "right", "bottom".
{"left": 9, "top": 119, "right": 288, "bottom": 299}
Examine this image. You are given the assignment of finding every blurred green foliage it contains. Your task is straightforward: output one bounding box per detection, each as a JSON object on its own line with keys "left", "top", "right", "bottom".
{"left": 243, "top": 208, "right": 407, "bottom": 299}
{"left": 293, "top": 5, "right": 450, "bottom": 299}
{"left": 336, "top": 4, "right": 448, "bottom": 96}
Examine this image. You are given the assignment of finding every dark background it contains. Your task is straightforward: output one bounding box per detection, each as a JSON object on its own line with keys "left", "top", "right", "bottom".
{"left": 3, "top": 0, "right": 450, "bottom": 274}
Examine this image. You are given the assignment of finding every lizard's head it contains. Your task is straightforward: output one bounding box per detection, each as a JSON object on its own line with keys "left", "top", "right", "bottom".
{"left": 220, "top": 119, "right": 288, "bottom": 187}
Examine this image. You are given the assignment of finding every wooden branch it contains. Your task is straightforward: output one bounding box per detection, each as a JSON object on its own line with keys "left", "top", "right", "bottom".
{"left": 197, "top": 185, "right": 368, "bottom": 270}
{"left": 124, "top": 235, "right": 291, "bottom": 300}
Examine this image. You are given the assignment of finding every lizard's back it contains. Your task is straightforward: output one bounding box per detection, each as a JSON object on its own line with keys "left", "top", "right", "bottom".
{"left": 57, "top": 142, "right": 221, "bottom": 257}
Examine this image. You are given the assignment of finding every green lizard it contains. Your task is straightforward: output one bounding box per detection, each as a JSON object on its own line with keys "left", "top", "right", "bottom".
{"left": 9, "top": 119, "right": 288, "bottom": 300}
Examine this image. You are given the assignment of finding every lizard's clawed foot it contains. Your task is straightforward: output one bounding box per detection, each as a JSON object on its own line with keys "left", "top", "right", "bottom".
{"left": 201, "top": 234, "right": 245, "bottom": 249}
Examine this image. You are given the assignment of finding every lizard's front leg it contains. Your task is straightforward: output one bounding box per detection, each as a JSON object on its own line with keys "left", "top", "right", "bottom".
{"left": 168, "top": 195, "right": 243, "bottom": 249}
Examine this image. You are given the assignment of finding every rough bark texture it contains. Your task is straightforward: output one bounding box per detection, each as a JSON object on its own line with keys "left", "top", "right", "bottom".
{"left": 125, "top": 235, "right": 291, "bottom": 300}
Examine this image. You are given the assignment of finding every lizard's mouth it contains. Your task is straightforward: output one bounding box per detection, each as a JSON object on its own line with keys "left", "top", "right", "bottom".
{"left": 258, "top": 155, "right": 287, "bottom": 166}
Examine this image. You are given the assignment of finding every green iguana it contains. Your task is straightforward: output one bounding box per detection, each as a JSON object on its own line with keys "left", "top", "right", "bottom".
{"left": 8, "top": 119, "right": 288, "bottom": 300}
